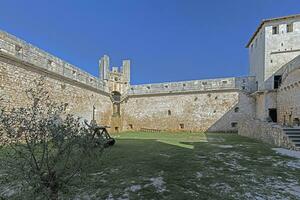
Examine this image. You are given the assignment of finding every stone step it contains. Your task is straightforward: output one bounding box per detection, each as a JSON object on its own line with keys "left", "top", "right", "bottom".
{"left": 290, "top": 138, "right": 300, "bottom": 142}
{"left": 287, "top": 134, "right": 300, "bottom": 137}
{"left": 293, "top": 141, "right": 300, "bottom": 145}
{"left": 285, "top": 132, "right": 300, "bottom": 135}
{"left": 283, "top": 128, "right": 300, "bottom": 132}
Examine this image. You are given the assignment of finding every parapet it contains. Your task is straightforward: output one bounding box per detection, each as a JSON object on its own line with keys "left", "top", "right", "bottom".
{"left": 128, "top": 76, "right": 257, "bottom": 95}
{"left": 0, "top": 30, "right": 109, "bottom": 93}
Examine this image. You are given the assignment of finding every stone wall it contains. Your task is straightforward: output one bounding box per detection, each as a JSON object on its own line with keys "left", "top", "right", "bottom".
{"left": 0, "top": 51, "right": 113, "bottom": 127}
{"left": 277, "top": 67, "right": 300, "bottom": 125}
{"left": 129, "top": 76, "right": 256, "bottom": 96}
{"left": 121, "top": 90, "right": 255, "bottom": 132}
{"left": 238, "top": 118, "right": 296, "bottom": 150}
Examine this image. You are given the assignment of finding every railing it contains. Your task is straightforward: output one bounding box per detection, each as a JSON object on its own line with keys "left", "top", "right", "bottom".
{"left": 0, "top": 31, "right": 109, "bottom": 93}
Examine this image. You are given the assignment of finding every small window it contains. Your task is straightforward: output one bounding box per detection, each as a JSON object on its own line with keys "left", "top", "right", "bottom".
{"left": 234, "top": 107, "right": 239, "bottom": 113}
{"left": 147, "top": 86, "right": 151, "bottom": 89}
{"left": 287, "top": 23, "right": 293, "bottom": 33}
{"left": 179, "top": 123, "right": 184, "bottom": 129}
{"left": 231, "top": 122, "right": 238, "bottom": 128}
{"left": 215, "top": 96, "right": 218, "bottom": 100}
{"left": 194, "top": 97, "right": 198, "bottom": 101}
{"left": 242, "top": 86, "right": 246, "bottom": 90}
{"left": 114, "top": 77, "right": 118, "bottom": 81}
{"left": 272, "top": 26, "right": 279, "bottom": 35}
{"left": 222, "top": 81, "right": 227, "bottom": 84}
{"left": 168, "top": 110, "right": 171, "bottom": 116}
{"left": 202, "top": 82, "right": 207, "bottom": 85}
{"left": 270, "top": 59, "right": 273, "bottom": 63}
{"left": 129, "top": 124, "right": 133, "bottom": 129}
{"left": 115, "top": 127, "right": 119, "bottom": 132}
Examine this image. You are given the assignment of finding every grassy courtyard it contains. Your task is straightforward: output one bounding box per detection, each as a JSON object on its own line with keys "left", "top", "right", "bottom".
{"left": 1, "top": 132, "right": 300, "bottom": 199}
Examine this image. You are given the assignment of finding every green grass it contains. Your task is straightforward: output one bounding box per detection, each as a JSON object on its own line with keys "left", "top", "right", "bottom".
{"left": 1, "top": 132, "right": 300, "bottom": 199}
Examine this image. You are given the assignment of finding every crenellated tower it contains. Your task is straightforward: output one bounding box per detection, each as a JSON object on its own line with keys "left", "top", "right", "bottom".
{"left": 99, "top": 55, "right": 130, "bottom": 95}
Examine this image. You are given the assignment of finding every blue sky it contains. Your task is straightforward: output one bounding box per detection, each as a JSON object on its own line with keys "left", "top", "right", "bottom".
{"left": 0, "top": 0, "right": 299, "bottom": 84}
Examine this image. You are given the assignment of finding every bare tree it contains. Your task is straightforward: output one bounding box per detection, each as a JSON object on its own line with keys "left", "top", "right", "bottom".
{"left": 0, "top": 77, "right": 105, "bottom": 199}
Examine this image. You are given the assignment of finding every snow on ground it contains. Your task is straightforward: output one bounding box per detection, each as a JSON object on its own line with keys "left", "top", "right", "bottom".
{"left": 272, "top": 148, "right": 300, "bottom": 159}
{"left": 145, "top": 177, "right": 167, "bottom": 193}
{"left": 196, "top": 172, "right": 203, "bottom": 179}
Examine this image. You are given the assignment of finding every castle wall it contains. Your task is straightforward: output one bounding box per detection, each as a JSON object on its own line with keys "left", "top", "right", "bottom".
{"left": 121, "top": 90, "right": 255, "bottom": 132}
{"left": 0, "top": 31, "right": 113, "bottom": 126}
{"left": 277, "top": 68, "right": 300, "bottom": 125}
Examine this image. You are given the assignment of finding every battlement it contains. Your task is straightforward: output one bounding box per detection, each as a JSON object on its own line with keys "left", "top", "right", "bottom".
{"left": 0, "top": 31, "right": 108, "bottom": 93}
{"left": 128, "top": 76, "right": 257, "bottom": 95}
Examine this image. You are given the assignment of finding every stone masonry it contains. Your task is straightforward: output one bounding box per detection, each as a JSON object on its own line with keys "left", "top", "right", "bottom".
{"left": 1, "top": 14, "right": 300, "bottom": 144}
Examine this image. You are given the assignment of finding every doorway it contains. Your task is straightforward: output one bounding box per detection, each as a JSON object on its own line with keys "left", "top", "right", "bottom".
{"left": 268, "top": 108, "right": 277, "bottom": 122}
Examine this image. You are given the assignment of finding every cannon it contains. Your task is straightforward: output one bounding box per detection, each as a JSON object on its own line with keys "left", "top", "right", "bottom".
{"left": 85, "top": 120, "right": 115, "bottom": 148}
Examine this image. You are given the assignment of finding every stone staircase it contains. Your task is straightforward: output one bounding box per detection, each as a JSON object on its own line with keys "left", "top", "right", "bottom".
{"left": 283, "top": 128, "right": 300, "bottom": 149}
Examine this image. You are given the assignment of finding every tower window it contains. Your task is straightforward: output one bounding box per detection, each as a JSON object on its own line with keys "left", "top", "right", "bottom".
{"left": 168, "top": 110, "right": 171, "bottom": 116}
{"left": 234, "top": 107, "right": 239, "bottom": 113}
{"left": 272, "top": 26, "right": 279, "bottom": 35}
{"left": 287, "top": 23, "right": 293, "bottom": 33}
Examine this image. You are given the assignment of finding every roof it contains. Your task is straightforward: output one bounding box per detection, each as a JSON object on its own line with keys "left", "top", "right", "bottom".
{"left": 246, "top": 14, "right": 300, "bottom": 48}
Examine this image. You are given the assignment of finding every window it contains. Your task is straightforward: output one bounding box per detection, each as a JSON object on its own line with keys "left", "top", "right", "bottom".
{"left": 234, "top": 107, "right": 239, "bottom": 113}
{"left": 231, "top": 122, "right": 238, "bottom": 128}
{"left": 179, "top": 123, "right": 184, "bottom": 129}
{"left": 129, "top": 124, "right": 133, "bottom": 129}
{"left": 272, "top": 26, "right": 279, "bottom": 35}
{"left": 287, "top": 23, "right": 293, "bottom": 33}
{"left": 168, "top": 110, "right": 171, "bottom": 116}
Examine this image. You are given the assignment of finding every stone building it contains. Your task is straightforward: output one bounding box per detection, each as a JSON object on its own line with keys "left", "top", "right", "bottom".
{"left": 1, "top": 14, "right": 300, "bottom": 149}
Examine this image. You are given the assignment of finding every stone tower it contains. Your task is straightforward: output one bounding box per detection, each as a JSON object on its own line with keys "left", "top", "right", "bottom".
{"left": 99, "top": 55, "right": 131, "bottom": 94}
{"left": 247, "top": 14, "right": 300, "bottom": 90}
{"left": 99, "top": 55, "right": 131, "bottom": 133}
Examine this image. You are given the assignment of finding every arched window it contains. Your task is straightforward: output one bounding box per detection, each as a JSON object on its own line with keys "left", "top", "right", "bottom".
{"left": 234, "top": 107, "right": 239, "bottom": 113}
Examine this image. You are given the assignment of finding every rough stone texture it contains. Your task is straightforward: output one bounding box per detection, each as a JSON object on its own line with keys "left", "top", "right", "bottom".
{"left": 0, "top": 58, "right": 113, "bottom": 126}
{"left": 253, "top": 91, "right": 277, "bottom": 121}
{"left": 238, "top": 118, "right": 296, "bottom": 150}
{"left": 121, "top": 91, "right": 255, "bottom": 132}
{"left": 277, "top": 68, "right": 300, "bottom": 125}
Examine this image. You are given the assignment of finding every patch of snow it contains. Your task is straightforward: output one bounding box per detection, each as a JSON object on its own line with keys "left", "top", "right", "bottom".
{"left": 209, "top": 183, "right": 232, "bottom": 194}
{"left": 272, "top": 148, "right": 300, "bottom": 159}
{"left": 90, "top": 171, "right": 105, "bottom": 176}
{"left": 159, "top": 153, "right": 170, "bottom": 158}
{"left": 196, "top": 172, "right": 203, "bottom": 179}
{"left": 127, "top": 185, "right": 141, "bottom": 192}
{"left": 145, "top": 177, "right": 166, "bottom": 193}
{"left": 286, "top": 160, "right": 300, "bottom": 169}
{"left": 106, "top": 193, "right": 114, "bottom": 200}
